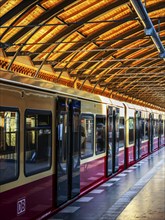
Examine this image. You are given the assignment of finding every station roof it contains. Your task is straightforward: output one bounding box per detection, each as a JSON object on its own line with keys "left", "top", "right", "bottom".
{"left": 0, "top": 0, "right": 165, "bottom": 109}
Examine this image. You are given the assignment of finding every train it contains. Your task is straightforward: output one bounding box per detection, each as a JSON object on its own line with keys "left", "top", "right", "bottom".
{"left": 0, "top": 70, "right": 165, "bottom": 220}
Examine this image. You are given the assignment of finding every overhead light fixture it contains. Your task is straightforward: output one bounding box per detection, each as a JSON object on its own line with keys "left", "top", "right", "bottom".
{"left": 144, "top": 27, "right": 154, "bottom": 36}
{"left": 130, "top": 0, "right": 165, "bottom": 60}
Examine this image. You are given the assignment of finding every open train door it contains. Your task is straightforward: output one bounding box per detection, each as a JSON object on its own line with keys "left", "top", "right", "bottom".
{"left": 56, "top": 97, "right": 81, "bottom": 206}
{"left": 107, "top": 106, "right": 120, "bottom": 176}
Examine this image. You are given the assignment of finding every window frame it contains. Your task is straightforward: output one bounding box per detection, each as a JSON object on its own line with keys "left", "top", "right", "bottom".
{"left": 160, "top": 118, "right": 163, "bottom": 136}
{"left": 119, "top": 116, "right": 125, "bottom": 148}
{"left": 24, "top": 109, "right": 52, "bottom": 176}
{"left": 153, "top": 119, "right": 159, "bottom": 138}
{"left": 80, "top": 113, "right": 94, "bottom": 159}
{"left": 0, "top": 106, "right": 20, "bottom": 185}
{"left": 95, "top": 114, "right": 106, "bottom": 155}
{"left": 128, "top": 117, "right": 135, "bottom": 145}
{"left": 140, "top": 118, "right": 149, "bottom": 141}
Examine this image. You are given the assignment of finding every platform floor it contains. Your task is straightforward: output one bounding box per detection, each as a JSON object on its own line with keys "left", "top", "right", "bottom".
{"left": 49, "top": 148, "right": 165, "bottom": 220}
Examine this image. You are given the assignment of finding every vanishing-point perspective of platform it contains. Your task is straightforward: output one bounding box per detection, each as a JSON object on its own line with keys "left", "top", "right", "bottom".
{"left": 0, "top": 1, "right": 165, "bottom": 220}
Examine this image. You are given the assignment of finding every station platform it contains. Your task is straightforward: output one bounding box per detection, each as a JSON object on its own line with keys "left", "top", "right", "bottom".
{"left": 48, "top": 148, "right": 165, "bottom": 220}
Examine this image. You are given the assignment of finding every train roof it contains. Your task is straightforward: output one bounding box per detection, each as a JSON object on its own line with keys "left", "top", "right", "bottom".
{"left": 0, "top": 70, "right": 123, "bottom": 107}
{"left": 124, "top": 101, "right": 165, "bottom": 115}
{"left": 1, "top": 70, "right": 165, "bottom": 115}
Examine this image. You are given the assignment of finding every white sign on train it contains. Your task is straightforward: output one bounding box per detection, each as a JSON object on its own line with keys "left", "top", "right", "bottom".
{"left": 17, "top": 198, "right": 26, "bottom": 215}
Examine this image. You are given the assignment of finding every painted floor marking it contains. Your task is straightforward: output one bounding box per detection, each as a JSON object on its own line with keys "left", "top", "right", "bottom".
{"left": 90, "top": 189, "right": 104, "bottom": 194}
{"left": 128, "top": 167, "right": 137, "bottom": 169}
{"left": 101, "top": 183, "right": 114, "bottom": 187}
{"left": 76, "top": 197, "right": 94, "bottom": 202}
{"left": 117, "top": 173, "right": 127, "bottom": 177}
{"left": 60, "top": 206, "right": 80, "bottom": 213}
{"left": 108, "top": 178, "right": 120, "bottom": 182}
{"left": 123, "top": 170, "right": 133, "bottom": 173}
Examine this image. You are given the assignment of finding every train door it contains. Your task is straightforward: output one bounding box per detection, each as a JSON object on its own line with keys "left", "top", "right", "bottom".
{"left": 149, "top": 113, "right": 154, "bottom": 152}
{"left": 56, "top": 97, "right": 81, "bottom": 206}
{"left": 107, "top": 107, "right": 120, "bottom": 176}
{"left": 135, "top": 111, "right": 141, "bottom": 160}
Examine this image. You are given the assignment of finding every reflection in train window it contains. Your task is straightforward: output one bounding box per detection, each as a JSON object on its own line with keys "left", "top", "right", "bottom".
{"left": 129, "top": 117, "right": 134, "bottom": 145}
{"left": 57, "top": 113, "right": 68, "bottom": 173}
{"left": 95, "top": 115, "right": 106, "bottom": 155}
{"left": 119, "top": 117, "right": 125, "bottom": 148}
{"left": 153, "top": 119, "right": 159, "bottom": 137}
{"left": 0, "top": 108, "right": 19, "bottom": 184}
{"left": 80, "top": 114, "right": 94, "bottom": 159}
{"left": 160, "top": 119, "right": 163, "bottom": 136}
{"left": 25, "top": 110, "right": 52, "bottom": 176}
{"left": 119, "top": 117, "right": 125, "bottom": 166}
{"left": 141, "top": 118, "right": 149, "bottom": 141}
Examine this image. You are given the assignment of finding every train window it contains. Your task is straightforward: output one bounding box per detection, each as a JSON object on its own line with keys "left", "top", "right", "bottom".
{"left": 160, "top": 119, "right": 163, "bottom": 136}
{"left": 141, "top": 118, "right": 149, "bottom": 141}
{"left": 141, "top": 118, "right": 145, "bottom": 141}
{"left": 57, "top": 113, "right": 68, "bottom": 172}
{"left": 119, "top": 117, "right": 125, "bottom": 148}
{"left": 0, "top": 108, "right": 19, "bottom": 185}
{"left": 80, "top": 114, "right": 94, "bottom": 159}
{"left": 144, "top": 119, "right": 149, "bottom": 140}
{"left": 95, "top": 115, "right": 106, "bottom": 155}
{"left": 153, "top": 119, "right": 159, "bottom": 137}
{"left": 24, "top": 110, "right": 52, "bottom": 176}
{"left": 129, "top": 117, "right": 134, "bottom": 145}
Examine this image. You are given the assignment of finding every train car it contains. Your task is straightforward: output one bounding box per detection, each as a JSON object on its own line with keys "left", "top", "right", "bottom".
{"left": 78, "top": 96, "right": 125, "bottom": 194}
{"left": 124, "top": 103, "right": 165, "bottom": 167}
{"left": 151, "top": 109, "right": 162, "bottom": 151}
{"left": 0, "top": 76, "right": 55, "bottom": 220}
{"left": 125, "top": 102, "right": 151, "bottom": 166}
{"left": 0, "top": 71, "right": 165, "bottom": 220}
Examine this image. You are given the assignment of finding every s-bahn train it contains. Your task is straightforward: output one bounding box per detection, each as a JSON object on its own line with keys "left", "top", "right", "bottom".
{"left": 0, "top": 71, "right": 165, "bottom": 220}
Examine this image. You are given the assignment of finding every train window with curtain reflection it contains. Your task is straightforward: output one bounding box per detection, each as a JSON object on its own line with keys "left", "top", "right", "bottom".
{"left": 0, "top": 108, "right": 19, "bottom": 185}
{"left": 25, "top": 110, "right": 52, "bottom": 176}
{"left": 95, "top": 115, "right": 106, "bottom": 155}
{"left": 129, "top": 117, "right": 134, "bottom": 145}
{"left": 80, "top": 114, "right": 94, "bottom": 159}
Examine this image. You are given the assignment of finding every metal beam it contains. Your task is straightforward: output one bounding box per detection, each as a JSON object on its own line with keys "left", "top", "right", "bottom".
{"left": 130, "top": 0, "right": 165, "bottom": 58}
